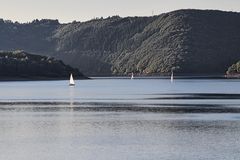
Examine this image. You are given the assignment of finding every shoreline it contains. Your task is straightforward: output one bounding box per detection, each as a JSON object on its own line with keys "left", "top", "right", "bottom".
{"left": 91, "top": 75, "right": 229, "bottom": 79}
{"left": 0, "top": 74, "right": 239, "bottom": 81}
{"left": 0, "top": 76, "right": 89, "bottom": 82}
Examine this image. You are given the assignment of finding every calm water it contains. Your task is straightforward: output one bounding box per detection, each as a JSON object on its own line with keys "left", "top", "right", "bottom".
{"left": 1, "top": 78, "right": 240, "bottom": 160}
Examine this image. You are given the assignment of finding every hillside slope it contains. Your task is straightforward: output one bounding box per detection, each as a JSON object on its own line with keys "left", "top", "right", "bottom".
{"left": 0, "top": 51, "right": 86, "bottom": 80}
{"left": 1, "top": 9, "right": 240, "bottom": 76}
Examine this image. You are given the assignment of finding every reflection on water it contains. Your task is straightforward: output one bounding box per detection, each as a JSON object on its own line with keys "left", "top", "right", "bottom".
{"left": 1, "top": 79, "right": 240, "bottom": 160}
{"left": 1, "top": 103, "right": 240, "bottom": 113}
{"left": 69, "top": 86, "right": 75, "bottom": 108}
{"left": 1, "top": 111, "right": 240, "bottom": 160}
{"left": 0, "top": 78, "right": 240, "bottom": 103}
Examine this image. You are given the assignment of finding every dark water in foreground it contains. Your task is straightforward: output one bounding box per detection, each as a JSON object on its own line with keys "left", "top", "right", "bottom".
{"left": 0, "top": 78, "right": 240, "bottom": 160}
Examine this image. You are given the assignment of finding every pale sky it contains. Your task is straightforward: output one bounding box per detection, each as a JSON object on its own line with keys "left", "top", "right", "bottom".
{"left": 0, "top": 0, "right": 239, "bottom": 23}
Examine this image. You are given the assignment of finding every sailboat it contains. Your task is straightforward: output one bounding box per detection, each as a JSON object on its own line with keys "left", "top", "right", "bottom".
{"left": 131, "top": 72, "right": 134, "bottom": 80}
{"left": 69, "top": 73, "right": 75, "bottom": 86}
{"left": 170, "top": 71, "right": 174, "bottom": 83}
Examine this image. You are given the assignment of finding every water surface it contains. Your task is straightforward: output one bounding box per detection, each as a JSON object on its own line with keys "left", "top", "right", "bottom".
{"left": 0, "top": 78, "right": 240, "bottom": 160}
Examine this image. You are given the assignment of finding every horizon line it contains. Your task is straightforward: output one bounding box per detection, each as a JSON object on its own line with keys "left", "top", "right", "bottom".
{"left": 1, "top": 8, "right": 239, "bottom": 24}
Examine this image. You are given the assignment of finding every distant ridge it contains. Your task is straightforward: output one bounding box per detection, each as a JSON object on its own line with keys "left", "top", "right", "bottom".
{"left": 1, "top": 9, "right": 240, "bottom": 76}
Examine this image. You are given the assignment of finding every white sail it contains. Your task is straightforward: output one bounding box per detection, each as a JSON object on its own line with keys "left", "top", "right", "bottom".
{"left": 131, "top": 73, "right": 134, "bottom": 80}
{"left": 69, "top": 74, "right": 75, "bottom": 86}
{"left": 171, "top": 71, "right": 174, "bottom": 83}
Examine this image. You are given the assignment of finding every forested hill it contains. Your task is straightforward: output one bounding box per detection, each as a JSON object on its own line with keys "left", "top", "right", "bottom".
{"left": 0, "top": 51, "right": 86, "bottom": 80}
{"left": 1, "top": 9, "right": 240, "bottom": 76}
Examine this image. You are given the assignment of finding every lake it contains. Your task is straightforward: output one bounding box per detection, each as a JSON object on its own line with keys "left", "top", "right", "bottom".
{"left": 1, "top": 78, "right": 240, "bottom": 160}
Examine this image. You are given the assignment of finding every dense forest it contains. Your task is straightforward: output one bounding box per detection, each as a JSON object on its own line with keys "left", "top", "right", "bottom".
{"left": 1, "top": 9, "right": 240, "bottom": 76}
{"left": 0, "top": 51, "right": 86, "bottom": 80}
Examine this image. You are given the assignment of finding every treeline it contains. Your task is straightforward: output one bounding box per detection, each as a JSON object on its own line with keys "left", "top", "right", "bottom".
{"left": 1, "top": 10, "right": 240, "bottom": 76}
{"left": 0, "top": 51, "right": 85, "bottom": 80}
{"left": 226, "top": 61, "right": 240, "bottom": 75}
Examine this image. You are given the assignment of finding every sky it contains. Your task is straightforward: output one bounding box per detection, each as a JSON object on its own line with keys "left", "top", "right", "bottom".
{"left": 0, "top": 0, "right": 240, "bottom": 23}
